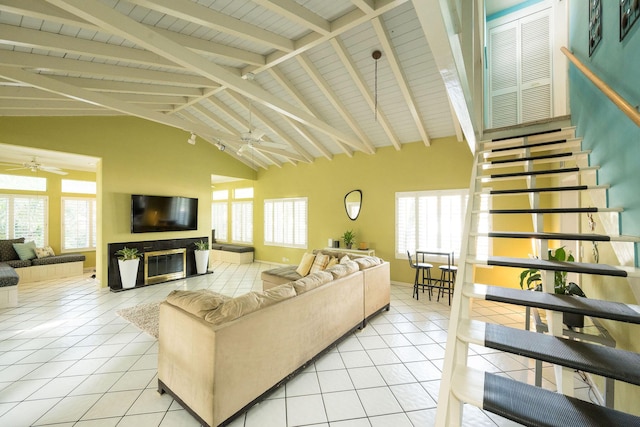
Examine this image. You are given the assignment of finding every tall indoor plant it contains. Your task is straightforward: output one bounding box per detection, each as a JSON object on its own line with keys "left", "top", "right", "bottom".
{"left": 519, "top": 247, "right": 586, "bottom": 327}
{"left": 115, "top": 247, "right": 142, "bottom": 289}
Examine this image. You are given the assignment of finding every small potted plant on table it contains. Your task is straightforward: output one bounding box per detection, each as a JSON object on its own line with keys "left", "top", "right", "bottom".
{"left": 194, "top": 240, "right": 209, "bottom": 274}
{"left": 115, "top": 247, "right": 142, "bottom": 289}
{"left": 342, "top": 230, "right": 356, "bottom": 249}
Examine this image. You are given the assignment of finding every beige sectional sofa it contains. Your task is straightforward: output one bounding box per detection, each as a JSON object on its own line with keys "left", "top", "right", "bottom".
{"left": 158, "top": 254, "right": 390, "bottom": 427}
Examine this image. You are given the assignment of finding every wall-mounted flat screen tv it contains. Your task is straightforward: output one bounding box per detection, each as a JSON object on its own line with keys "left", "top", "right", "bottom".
{"left": 131, "top": 194, "right": 198, "bottom": 233}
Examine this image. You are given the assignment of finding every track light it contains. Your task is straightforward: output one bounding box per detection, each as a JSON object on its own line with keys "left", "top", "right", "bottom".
{"left": 215, "top": 141, "right": 226, "bottom": 151}
{"left": 187, "top": 132, "right": 196, "bottom": 145}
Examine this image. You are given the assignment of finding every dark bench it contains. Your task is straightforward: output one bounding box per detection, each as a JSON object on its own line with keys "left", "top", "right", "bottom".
{"left": 0, "top": 263, "right": 20, "bottom": 308}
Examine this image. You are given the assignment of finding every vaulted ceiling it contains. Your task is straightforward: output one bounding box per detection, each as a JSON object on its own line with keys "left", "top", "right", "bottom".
{"left": 0, "top": 0, "right": 470, "bottom": 170}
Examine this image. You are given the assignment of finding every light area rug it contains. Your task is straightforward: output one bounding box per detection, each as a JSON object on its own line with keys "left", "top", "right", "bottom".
{"left": 116, "top": 301, "right": 161, "bottom": 339}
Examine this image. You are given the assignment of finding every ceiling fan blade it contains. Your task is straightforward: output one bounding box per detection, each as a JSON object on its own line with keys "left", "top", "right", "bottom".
{"left": 40, "top": 166, "right": 68, "bottom": 175}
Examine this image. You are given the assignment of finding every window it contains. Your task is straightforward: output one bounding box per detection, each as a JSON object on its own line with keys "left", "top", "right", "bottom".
{"left": 234, "top": 187, "right": 253, "bottom": 199}
{"left": 396, "top": 189, "right": 489, "bottom": 261}
{"left": 61, "top": 179, "right": 96, "bottom": 194}
{"left": 62, "top": 197, "right": 96, "bottom": 251}
{"left": 264, "top": 197, "right": 307, "bottom": 248}
{"left": 211, "top": 202, "right": 228, "bottom": 241}
{"left": 231, "top": 201, "right": 252, "bottom": 244}
{"left": 212, "top": 190, "right": 228, "bottom": 201}
{"left": 0, "top": 195, "right": 48, "bottom": 246}
{"left": 0, "top": 174, "right": 46, "bottom": 191}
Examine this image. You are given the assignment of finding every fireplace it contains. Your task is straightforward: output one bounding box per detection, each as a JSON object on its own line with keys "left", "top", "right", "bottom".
{"left": 144, "top": 248, "right": 186, "bottom": 285}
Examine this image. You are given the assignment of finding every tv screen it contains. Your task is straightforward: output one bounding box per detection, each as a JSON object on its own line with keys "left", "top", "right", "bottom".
{"left": 131, "top": 195, "right": 198, "bottom": 233}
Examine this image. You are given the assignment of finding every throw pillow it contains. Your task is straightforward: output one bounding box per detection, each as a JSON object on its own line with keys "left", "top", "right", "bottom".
{"left": 292, "top": 271, "right": 333, "bottom": 294}
{"left": 326, "top": 256, "right": 338, "bottom": 269}
{"left": 13, "top": 241, "right": 37, "bottom": 261}
{"left": 258, "top": 283, "right": 297, "bottom": 306}
{"left": 339, "top": 255, "right": 351, "bottom": 264}
{"left": 0, "top": 237, "right": 25, "bottom": 262}
{"left": 204, "top": 292, "right": 262, "bottom": 325}
{"left": 310, "top": 253, "right": 330, "bottom": 274}
{"left": 295, "top": 252, "right": 316, "bottom": 277}
{"left": 35, "top": 246, "right": 56, "bottom": 259}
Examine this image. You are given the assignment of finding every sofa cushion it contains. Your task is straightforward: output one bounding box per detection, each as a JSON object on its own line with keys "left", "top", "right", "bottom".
{"left": 0, "top": 263, "right": 19, "bottom": 287}
{"left": 261, "top": 265, "right": 301, "bottom": 284}
{"left": 325, "top": 260, "right": 359, "bottom": 279}
{"left": 205, "top": 284, "right": 296, "bottom": 325}
{"left": 31, "top": 254, "right": 86, "bottom": 266}
{"left": 326, "top": 256, "right": 338, "bottom": 268}
{"left": 34, "top": 246, "right": 56, "bottom": 259}
{"left": 353, "top": 256, "right": 383, "bottom": 270}
{"left": 292, "top": 271, "right": 333, "bottom": 295}
{"left": 295, "top": 252, "right": 316, "bottom": 277}
{"left": 166, "top": 289, "right": 231, "bottom": 318}
{"left": 4, "top": 259, "right": 31, "bottom": 268}
{"left": 0, "top": 238, "right": 24, "bottom": 262}
{"left": 310, "top": 253, "right": 330, "bottom": 274}
{"left": 13, "top": 241, "right": 37, "bottom": 261}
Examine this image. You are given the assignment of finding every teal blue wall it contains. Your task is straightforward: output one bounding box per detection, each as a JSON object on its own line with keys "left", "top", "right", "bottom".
{"left": 569, "top": 3, "right": 640, "bottom": 261}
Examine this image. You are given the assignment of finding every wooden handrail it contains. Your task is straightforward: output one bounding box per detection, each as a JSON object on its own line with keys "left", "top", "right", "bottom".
{"left": 561, "top": 46, "right": 640, "bottom": 128}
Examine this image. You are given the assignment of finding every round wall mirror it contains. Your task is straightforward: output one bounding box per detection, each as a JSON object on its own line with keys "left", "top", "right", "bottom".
{"left": 344, "top": 190, "right": 362, "bottom": 221}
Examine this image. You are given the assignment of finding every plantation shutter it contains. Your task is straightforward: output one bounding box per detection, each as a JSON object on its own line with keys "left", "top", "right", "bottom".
{"left": 13, "top": 196, "right": 47, "bottom": 246}
{"left": 488, "top": 8, "right": 552, "bottom": 127}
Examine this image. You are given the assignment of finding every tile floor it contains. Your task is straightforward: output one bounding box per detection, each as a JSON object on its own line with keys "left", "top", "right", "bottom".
{"left": 0, "top": 261, "right": 590, "bottom": 426}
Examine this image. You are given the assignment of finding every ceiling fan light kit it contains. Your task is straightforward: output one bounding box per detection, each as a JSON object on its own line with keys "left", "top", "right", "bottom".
{"left": 3, "top": 157, "right": 68, "bottom": 175}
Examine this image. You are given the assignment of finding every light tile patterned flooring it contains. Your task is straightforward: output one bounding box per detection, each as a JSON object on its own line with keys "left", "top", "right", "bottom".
{"left": 0, "top": 261, "right": 586, "bottom": 426}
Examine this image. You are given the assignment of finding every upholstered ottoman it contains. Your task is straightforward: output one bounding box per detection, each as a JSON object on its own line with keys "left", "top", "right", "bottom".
{"left": 0, "top": 263, "right": 19, "bottom": 308}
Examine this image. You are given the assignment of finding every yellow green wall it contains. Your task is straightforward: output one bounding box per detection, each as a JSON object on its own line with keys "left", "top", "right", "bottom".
{"left": 0, "top": 168, "right": 97, "bottom": 267}
{"left": 1, "top": 116, "right": 254, "bottom": 287}
{"left": 217, "top": 136, "right": 477, "bottom": 284}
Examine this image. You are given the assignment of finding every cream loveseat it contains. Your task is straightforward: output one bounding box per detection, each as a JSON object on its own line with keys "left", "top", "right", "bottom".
{"left": 158, "top": 256, "right": 390, "bottom": 427}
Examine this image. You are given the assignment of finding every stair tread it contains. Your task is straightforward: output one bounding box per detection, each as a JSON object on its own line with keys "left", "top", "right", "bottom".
{"left": 459, "top": 319, "right": 640, "bottom": 386}
{"left": 483, "top": 256, "right": 635, "bottom": 278}
{"left": 479, "top": 138, "right": 580, "bottom": 155}
{"left": 484, "top": 184, "right": 608, "bottom": 195}
{"left": 482, "top": 166, "right": 598, "bottom": 180}
{"left": 484, "top": 231, "right": 640, "bottom": 242}
{"left": 486, "top": 207, "right": 622, "bottom": 214}
{"left": 489, "top": 128, "right": 564, "bottom": 142}
{"left": 464, "top": 283, "right": 640, "bottom": 323}
{"left": 452, "top": 367, "right": 640, "bottom": 427}
{"left": 484, "top": 151, "right": 588, "bottom": 165}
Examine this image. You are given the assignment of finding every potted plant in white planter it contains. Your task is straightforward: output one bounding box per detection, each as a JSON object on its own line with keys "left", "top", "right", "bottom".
{"left": 115, "top": 247, "right": 141, "bottom": 289}
{"left": 194, "top": 240, "right": 209, "bottom": 274}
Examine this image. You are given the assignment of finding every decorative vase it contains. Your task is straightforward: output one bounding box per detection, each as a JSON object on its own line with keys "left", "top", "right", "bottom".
{"left": 118, "top": 258, "right": 140, "bottom": 289}
{"left": 195, "top": 249, "right": 209, "bottom": 274}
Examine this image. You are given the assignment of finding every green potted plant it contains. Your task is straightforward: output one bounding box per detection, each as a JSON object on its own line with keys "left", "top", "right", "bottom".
{"left": 519, "top": 247, "right": 586, "bottom": 327}
{"left": 194, "top": 240, "right": 209, "bottom": 274}
{"left": 115, "top": 247, "right": 142, "bottom": 289}
{"left": 342, "top": 230, "right": 356, "bottom": 249}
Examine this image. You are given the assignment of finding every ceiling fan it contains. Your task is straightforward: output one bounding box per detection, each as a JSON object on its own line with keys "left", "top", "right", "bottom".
{"left": 3, "top": 157, "right": 68, "bottom": 175}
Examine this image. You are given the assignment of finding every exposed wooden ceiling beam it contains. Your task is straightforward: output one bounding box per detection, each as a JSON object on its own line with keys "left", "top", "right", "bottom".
{"left": 127, "top": 0, "right": 294, "bottom": 53}
{"left": 371, "top": 17, "right": 431, "bottom": 147}
{"left": 412, "top": 0, "right": 476, "bottom": 151}
{"left": 268, "top": 67, "right": 353, "bottom": 157}
{"left": 251, "top": 0, "right": 331, "bottom": 35}
{"left": 0, "top": 65, "right": 235, "bottom": 140}
{"left": 0, "top": 51, "right": 216, "bottom": 88}
{"left": 47, "top": 77, "right": 206, "bottom": 97}
{"left": 351, "top": 0, "right": 376, "bottom": 13}
{"left": 330, "top": 38, "right": 401, "bottom": 151}
{"left": 45, "top": 0, "right": 367, "bottom": 151}
{"left": 297, "top": 54, "right": 375, "bottom": 154}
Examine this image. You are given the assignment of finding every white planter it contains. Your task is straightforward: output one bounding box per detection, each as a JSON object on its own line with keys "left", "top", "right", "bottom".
{"left": 118, "top": 258, "right": 140, "bottom": 289}
{"left": 195, "top": 250, "right": 209, "bottom": 274}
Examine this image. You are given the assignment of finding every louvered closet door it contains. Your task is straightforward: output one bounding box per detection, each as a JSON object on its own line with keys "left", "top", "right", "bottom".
{"left": 488, "top": 8, "right": 552, "bottom": 127}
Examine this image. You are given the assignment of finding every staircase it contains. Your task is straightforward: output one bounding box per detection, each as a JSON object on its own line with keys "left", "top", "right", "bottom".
{"left": 435, "top": 125, "right": 640, "bottom": 426}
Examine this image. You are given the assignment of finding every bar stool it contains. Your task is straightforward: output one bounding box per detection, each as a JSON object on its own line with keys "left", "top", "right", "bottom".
{"left": 407, "top": 251, "right": 433, "bottom": 300}
{"left": 437, "top": 252, "right": 457, "bottom": 305}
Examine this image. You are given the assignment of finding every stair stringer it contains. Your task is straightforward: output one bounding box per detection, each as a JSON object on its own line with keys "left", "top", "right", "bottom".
{"left": 434, "top": 145, "right": 484, "bottom": 426}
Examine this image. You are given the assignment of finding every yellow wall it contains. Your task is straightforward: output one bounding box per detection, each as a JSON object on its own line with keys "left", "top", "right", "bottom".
{"left": 216, "top": 136, "right": 476, "bottom": 284}
{"left": 0, "top": 169, "right": 97, "bottom": 267}
{"left": 1, "top": 116, "right": 255, "bottom": 287}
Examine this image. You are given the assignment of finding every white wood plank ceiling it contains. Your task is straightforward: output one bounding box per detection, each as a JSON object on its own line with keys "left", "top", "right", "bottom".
{"left": 0, "top": 0, "right": 462, "bottom": 170}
